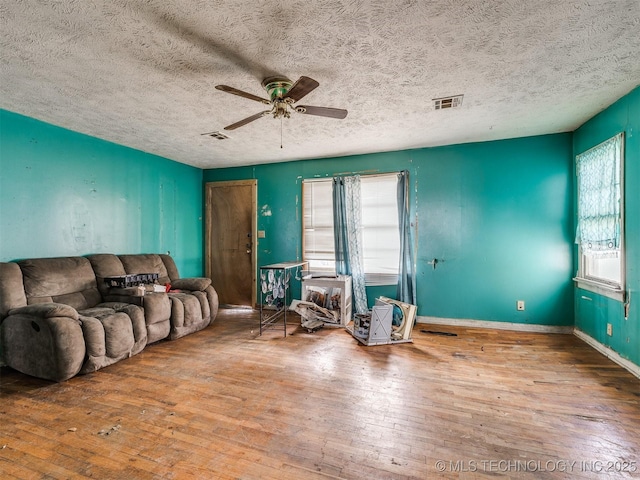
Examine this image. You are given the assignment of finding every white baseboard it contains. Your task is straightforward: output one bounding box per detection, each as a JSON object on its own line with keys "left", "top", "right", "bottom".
{"left": 417, "top": 316, "right": 573, "bottom": 334}
{"left": 573, "top": 329, "right": 640, "bottom": 379}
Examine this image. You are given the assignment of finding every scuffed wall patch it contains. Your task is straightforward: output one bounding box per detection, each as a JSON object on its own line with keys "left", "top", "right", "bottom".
{"left": 260, "top": 205, "right": 272, "bottom": 217}
{"left": 61, "top": 196, "right": 94, "bottom": 254}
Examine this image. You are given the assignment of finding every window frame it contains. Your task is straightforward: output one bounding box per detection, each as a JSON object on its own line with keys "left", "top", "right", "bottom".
{"left": 302, "top": 173, "right": 401, "bottom": 286}
{"left": 573, "top": 132, "right": 626, "bottom": 302}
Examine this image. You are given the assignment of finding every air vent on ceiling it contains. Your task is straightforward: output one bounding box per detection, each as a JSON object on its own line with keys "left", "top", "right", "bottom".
{"left": 433, "top": 94, "right": 464, "bottom": 110}
{"left": 201, "top": 131, "right": 230, "bottom": 140}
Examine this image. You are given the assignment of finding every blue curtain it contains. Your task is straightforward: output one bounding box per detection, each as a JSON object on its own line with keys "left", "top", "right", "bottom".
{"left": 333, "top": 176, "right": 368, "bottom": 314}
{"left": 397, "top": 170, "right": 416, "bottom": 305}
{"left": 332, "top": 177, "right": 349, "bottom": 275}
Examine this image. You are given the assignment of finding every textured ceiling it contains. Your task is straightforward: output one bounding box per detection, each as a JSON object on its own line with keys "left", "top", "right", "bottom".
{"left": 1, "top": 0, "right": 639, "bottom": 169}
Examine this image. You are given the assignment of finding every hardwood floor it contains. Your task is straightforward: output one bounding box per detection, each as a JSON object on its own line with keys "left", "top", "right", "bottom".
{"left": 1, "top": 309, "right": 639, "bottom": 479}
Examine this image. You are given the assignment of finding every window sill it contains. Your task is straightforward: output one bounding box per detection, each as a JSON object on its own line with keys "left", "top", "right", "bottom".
{"left": 365, "top": 273, "right": 399, "bottom": 287}
{"left": 303, "top": 270, "right": 398, "bottom": 287}
{"left": 573, "top": 277, "right": 625, "bottom": 302}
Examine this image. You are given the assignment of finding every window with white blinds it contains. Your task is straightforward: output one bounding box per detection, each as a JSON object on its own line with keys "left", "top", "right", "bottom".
{"left": 303, "top": 179, "right": 335, "bottom": 271}
{"left": 302, "top": 173, "right": 400, "bottom": 285}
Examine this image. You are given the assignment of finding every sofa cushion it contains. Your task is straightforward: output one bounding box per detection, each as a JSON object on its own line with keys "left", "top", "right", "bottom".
{"left": 168, "top": 293, "right": 202, "bottom": 328}
{"left": 49, "top": 290, "right": 102, "bottom": 311}
{"left": 86, "top": 254, "right": 127, "bottom": 297}
{"left": 0, "top": 262, "right": 27, "bottom": 320}
{"left": 18, "top": 257, "right": 101, "bottom": 310}
{"left": 79, "top": 303, "right": 147, "bottom": 356}
{"left": 171, "top": 277, "right": 211, "bottom": 291}
{"left": 79, "top": 313, "right": 136, "bottom": 373}
{"left": 167, "top": 292, "right": 212, "bottom": 339}
{"left": 80, "top": 307, "right": 121, "bottom": 319}
{"left": 101, "top": 313, "right": 136, "bottom": 358}
{"left": 9, "top": 303, "right": 79, "bottom": 320}
{"left": 159, "top": 254, "right": 180, "bottom": 280}
{"left": 119, "top": 254, "right": 171, "bottom": 285}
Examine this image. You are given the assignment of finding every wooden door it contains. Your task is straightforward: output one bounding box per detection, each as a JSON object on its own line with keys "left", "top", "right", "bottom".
{"left": 205, "top": 180, "right": 257, "bottom": 307}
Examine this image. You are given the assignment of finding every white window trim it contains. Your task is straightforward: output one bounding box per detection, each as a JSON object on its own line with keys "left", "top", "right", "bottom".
{"left": 573, "top": 132, "right": 626, "bottom": 302}
{"left": 573, "top": 276, "right": 625, "bottom": 302}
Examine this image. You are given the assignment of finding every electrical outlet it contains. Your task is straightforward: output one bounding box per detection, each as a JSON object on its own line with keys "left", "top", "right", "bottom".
{"left": 517, "top": 300, "right": 525, "bottom": 311}
{"left": 606, "top": 323, "right": 613, "bottom": 336}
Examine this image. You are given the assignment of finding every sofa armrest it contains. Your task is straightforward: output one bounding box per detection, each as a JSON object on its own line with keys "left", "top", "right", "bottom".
{"left": 204, "top": 285, "right": 219, "bottom": 322}
{"left": 0, "top": 312, "right": 85, "bottom": 381}
{"left": 7, "top": 303, "right": 79, "bottom": 321}
{"left": 170, "top": 277, "right": 211, "bottom": 292}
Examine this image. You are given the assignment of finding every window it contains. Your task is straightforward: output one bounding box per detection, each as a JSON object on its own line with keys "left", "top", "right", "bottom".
{"left": 303, "top": 173, "right": 400, "bottom": 285}
{"left": 574, "top": 133, "right": 625, "bottom": 300}
{"left": 303, "top": 180, "right": 334, "bottom": 271}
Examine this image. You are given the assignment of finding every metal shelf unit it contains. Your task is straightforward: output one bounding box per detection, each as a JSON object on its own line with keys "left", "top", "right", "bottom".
{"left": 259, "top": 261, "right": 308, "bottom": 337}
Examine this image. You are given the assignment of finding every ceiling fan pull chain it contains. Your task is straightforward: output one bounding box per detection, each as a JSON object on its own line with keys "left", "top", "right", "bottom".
{"left": 280, "top": 116, "right": 283, "bottom": 149}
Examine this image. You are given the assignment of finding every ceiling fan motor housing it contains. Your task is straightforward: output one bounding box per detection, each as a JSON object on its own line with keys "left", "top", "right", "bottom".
{"left": 262, "top": 77, "right": 293, "bottom": 102}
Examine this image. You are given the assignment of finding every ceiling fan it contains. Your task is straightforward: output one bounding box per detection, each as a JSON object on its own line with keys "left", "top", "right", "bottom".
{"left": 215, "top": 76, "right": 348, "bottom": 131}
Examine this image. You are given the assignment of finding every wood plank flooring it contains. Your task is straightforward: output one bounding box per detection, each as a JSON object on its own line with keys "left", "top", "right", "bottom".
{"left": 1, "top": 309, "right": 639, "bottom": 479}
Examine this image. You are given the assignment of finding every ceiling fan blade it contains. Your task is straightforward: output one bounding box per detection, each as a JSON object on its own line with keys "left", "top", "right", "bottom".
{"left": 284, "top": 76, "right": 319, "bottom": 103}
{"left": 216, "top": 85, "right": 271, "bottom": 105}
{"left": 296, "top": 105, "right": 348, "bottom": 119}
{"left": 223, "top": 110, "right": 271, "bottom": 130}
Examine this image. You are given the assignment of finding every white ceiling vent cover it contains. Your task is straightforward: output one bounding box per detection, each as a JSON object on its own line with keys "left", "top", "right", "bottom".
{"left": 433, "top": 95, "right": 464, "bottom": 110}
{"left": 201, "top": 131, "right": 230, "bottom": 140}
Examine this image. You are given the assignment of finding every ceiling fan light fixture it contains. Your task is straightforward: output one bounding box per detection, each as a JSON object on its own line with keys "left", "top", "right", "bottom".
{"left": 272, "top": 104, "right": 291, "bottom": 119}
{"left": 433, "top": 94, "right": 464, "bottom": 110}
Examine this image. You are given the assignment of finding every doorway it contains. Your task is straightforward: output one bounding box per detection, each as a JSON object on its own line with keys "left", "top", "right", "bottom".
{"left": 205, "top": 180, "right": 257, "bottom": 308}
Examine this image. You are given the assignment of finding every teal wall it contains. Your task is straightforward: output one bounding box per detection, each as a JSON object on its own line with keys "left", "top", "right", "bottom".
{"left": 204, "top": 133, "right": 574, "bottom": 326}
{"left": 573, "top": 86, "right": 640, "bottom": 366}
{"left": 0, "top": 110, "right": 204, "bottom": 277}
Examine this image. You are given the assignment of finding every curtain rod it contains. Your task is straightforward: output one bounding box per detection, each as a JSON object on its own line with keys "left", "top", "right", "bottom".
{"left": 303, "top": 170, "right": 407, "bottom": 182}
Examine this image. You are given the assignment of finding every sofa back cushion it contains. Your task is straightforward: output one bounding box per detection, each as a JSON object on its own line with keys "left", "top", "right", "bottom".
{"left": 18, "top": 257, "right": 101, "bottom": 310}
{"left": 0, "top": 262, "right": 28, "bottom": 320}
{"left": 118, "top": 254, "right": 171, "bottom": 285}
{"left": 87, "top": 254, "right": 127, "bottom": 297}
{"left": 160, "top": 254, "right": 180, "bottom": 280}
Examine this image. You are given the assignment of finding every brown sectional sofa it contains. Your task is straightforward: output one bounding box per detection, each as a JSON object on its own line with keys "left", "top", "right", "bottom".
{"left": 0, "top": 254, "right": 219, "bottom": 382}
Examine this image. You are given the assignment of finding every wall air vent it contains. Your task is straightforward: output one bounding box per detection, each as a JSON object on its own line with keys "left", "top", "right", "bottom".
{"left": 201, "top": 131, "right": 230, "bottom": 140}
{"left": 433, "top": 94, "right": 464, "bottom": 110}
